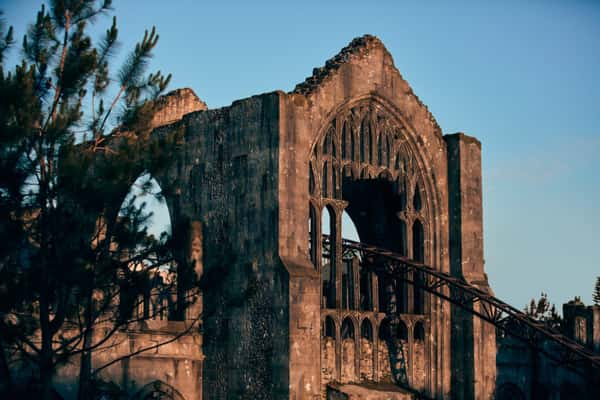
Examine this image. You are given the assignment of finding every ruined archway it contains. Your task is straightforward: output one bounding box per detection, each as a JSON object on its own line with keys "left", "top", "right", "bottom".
{"left": 133, "top": 380, "right": 186, "bottom": 400}
{"left": 309, "top": 97, "right": 439, "bottom": 391}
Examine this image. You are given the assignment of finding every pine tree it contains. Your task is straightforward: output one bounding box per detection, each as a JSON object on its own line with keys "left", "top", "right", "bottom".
{"left": 593, "top": 276, "right": 600, "bottom": 306}
{"left": 524, "top": 292, "right": 562, "bottom": 330}
{"left": 0, "top": 2, "right": 197, "bottom": 399}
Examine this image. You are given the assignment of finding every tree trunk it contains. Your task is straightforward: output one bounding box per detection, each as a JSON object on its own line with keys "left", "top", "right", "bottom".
{"left": 0, "top": 337, "right": 12, "bottom": 394}
{"left": 77, "top": 290, "right": 95, "bottom": 400}
{"left": 39, "top": 300, "right": 54, "bottom": 400}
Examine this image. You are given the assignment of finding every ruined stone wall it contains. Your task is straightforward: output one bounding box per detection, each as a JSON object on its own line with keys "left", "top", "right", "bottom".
{"left": 359, "top": 338, "right": 374, "bottom": 381}
{"left": 160, "top": 92, "right": 289, "bottom": 399}
{"left": 446, "top": 133, "right": 496, "bottom": 400}
{"left": 281, "top": 35, "right": 453, "bottom": 399}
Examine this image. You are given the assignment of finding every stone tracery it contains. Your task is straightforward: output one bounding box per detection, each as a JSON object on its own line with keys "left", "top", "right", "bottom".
{"left": 310, "top": 99, "right": 432, "bottom": 392}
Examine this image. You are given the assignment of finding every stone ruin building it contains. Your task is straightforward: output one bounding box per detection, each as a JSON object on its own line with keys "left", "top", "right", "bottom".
{"left": 496, "top": 299, "right": 600, "bottom": 400}
{"left": 41, "top": 35, "right": 598, "bottom": 399}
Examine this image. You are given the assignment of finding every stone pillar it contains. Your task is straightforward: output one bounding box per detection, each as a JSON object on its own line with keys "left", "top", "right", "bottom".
{"left": 352, "top": 257, "right": 360, "bottom": 310}
{"left": 332, "top": 201, "right": 347, "bottom": 309}
{"left": 445, "top": 133, "right": 496, "bottom": 400}
{"left": 372, "top": 274, "right": 379, "bottom": 313}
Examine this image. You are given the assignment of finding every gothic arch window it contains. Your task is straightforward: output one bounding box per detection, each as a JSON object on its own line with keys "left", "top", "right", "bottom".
{"left": 361, "top": 319, "right": 373, "bottom": 341}
{"left": 399, "top": 219, "right": 408, "bottom": 256}
{"left": 342, "top": 317, "right": 355, "bottom": 339}
{"left": 324, "top": 316, "right": 337, "bottom": 339}
{"left": 322, "top": 162, "right": 329, "bottom": 198}
{"left": 133, "top": 381, "right": 185, "bottom": 400}
{"left": 323, "top": 125, "right": 336, "bottom": 157}
{"left": 120, "top": 173, "right": 178, "bottom": 322}
{"left": 360, "top": 118, "right": 367, "bottom": 163}
{"left": 341, "top": 120, "right": 349, "bottom": 159}
{"left": 413, "top": 219, "right": 425, "bottom": 314}
{"left": 377, "top": 132, "right": 384, "bottom": 166}
{"left": 308, "top": 204, "right": 318, "bottom": 267}
{"left": 385, "top": 134, "right": 391, "bottom": 168}
{"left": 413, "top": 184, "right": 422, "bottom": 212}
{"left": 413, "top": 219, "right": 425, "bottom": 263}
{"left": 322, "top": 206, "right": 336, "bottom": 308}
{"left": 398, "top": 320, "right": 408, "bottom": 341}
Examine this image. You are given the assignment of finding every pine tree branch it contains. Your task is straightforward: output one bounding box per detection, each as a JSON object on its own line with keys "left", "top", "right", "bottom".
{"left": 44, "top": 9, "right": 70, "bottom": 131}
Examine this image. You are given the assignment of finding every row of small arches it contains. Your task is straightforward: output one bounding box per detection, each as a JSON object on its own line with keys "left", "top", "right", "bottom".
{"left": 319, "top": 112, "right": 411, "bottom": 173}
{"left": 311, "top": 162, "right": 423, "bottom": 214}
{"left": 323, "top": 315, "right": 426, "bottom": 342}
{"left": 311, "top": 205, "right": 426, "bottom": 261}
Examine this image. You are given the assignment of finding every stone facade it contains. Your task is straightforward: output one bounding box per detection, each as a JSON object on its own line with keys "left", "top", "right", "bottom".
{"left": 496, "top": 299, "right": 600, "bottom": 399}
{"left": 39, "top": 35, "right": 498, "bottom": 399}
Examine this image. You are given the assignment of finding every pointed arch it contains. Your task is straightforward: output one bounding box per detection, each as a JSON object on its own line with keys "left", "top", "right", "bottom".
{"left": 133, "top": 380, "right": 186, "bottom": 400}
{"left": 413, "top": 183, "right": 422, "bottom": 212}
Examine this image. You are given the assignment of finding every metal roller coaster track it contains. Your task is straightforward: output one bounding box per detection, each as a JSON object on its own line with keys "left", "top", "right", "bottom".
{"left": 322, "top": 235, "right": 600, "bottom": 373}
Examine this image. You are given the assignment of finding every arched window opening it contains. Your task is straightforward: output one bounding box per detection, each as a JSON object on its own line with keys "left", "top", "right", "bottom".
{"left": 119, "top": 174, "right": 177, "bottom": 322}
{"left": 413, "top": 184, "right": 422, "bottom": 212}
{"left": 323, "top": 127, "right": 335, "bottom": 157}
{"left": 377, "top": 133, "right": 384, "bottom": 166}
{"left": 322, "top": 206, "right": 336, "bottom": 308}
{"left": 341, "top": 211, "right": 359, "bottom": 310}
{"left": 342, "top": 121, "right": 348, "bottom": 159}
{"left": 342, "top": 317, "right": 355, "bottom": 339}
{"left": 342, "top": 210, "right": 360, "bottom": 242}
{"left": 398, "top": 178, "right": 407, "bottom": 211}
{"left": 342, "top": 259, "right": 355, "bottom": 310}
{"left": 322, "top": 162, "right": 329, "bottom": 198}
{"left": 360, "top": 269, "right": 373, "bottom": 312}
{"left": 133, "top": 380, "right": 186, "bottom": 400}
{"left": 413, "top": 219, "right": 425, "bottom": 314}
{"left": 308, "top": 204, "right": 317, "bottom": 267}
{"left": 398, "top": 320, "right": 408, "bottom": 341}
{"left": 368, "top": 128, "right": 374, "bottom": 164}
{"left": 412, "top": 219, "right": 425, "bottom": 263}
{"left": 414, "top": 321, "right": 425, "bottom": 341}
{"left": 399, "top": 219, "right": 407, "bottom": 256}
{"left": 385, "top": 134, "right": 391, "bottom": 168}
{"left": 360, "top": 118, "right": 367, "bottom": 163}
{"left": 350, "top": 126, "right": 356, "bottom": 161}
{"left": 332, "top": 165, "right": 338, "bottom": 199}
{"left": 324, "top": 316, "right": 337, "bottom": 339}
{"left": 361, "top": 319, "right": 373, "bottom": 341}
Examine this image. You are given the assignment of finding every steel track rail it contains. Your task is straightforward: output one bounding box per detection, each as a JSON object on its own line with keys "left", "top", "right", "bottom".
{"left": 321, "top": 234, "right": 600, "bottom": 373}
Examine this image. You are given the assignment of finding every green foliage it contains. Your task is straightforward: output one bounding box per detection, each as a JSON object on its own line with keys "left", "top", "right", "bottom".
{"left": 0, "top": 1, "right": 184, "bottom": 398}
{"left": 524, "top": 292, "right": 562, "bottom": 330}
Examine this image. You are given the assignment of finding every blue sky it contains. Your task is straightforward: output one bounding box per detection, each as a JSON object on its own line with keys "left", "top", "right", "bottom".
{"left": 3, "top": 0, "right": 600, "bottom": 310}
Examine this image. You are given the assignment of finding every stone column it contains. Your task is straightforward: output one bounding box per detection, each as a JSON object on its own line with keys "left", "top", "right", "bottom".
{"left": 352, "top": 257, "right": 360, "bottom": 310}
{"left": 445, "top": 133, "right": 496, "bottom": 400}
{"left": 372, "top": 274, "right": 379, "bottom": 313}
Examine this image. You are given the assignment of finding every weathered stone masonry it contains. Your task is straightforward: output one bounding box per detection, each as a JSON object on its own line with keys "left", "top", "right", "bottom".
{"left": 51, "top": 35, "right": 497, "bottom": 400}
